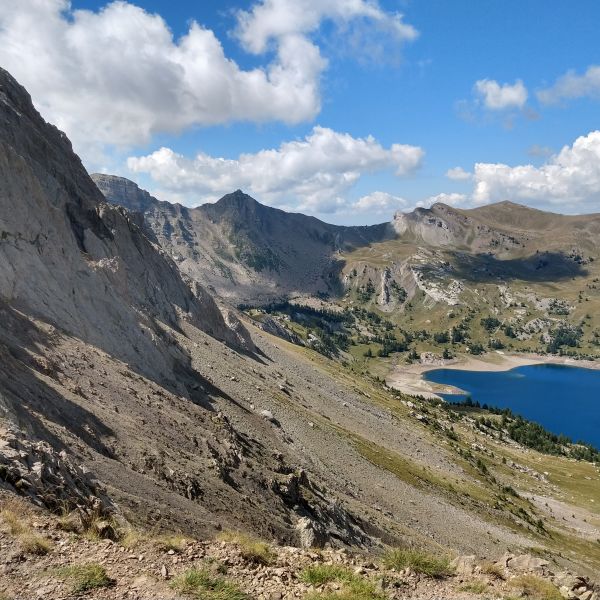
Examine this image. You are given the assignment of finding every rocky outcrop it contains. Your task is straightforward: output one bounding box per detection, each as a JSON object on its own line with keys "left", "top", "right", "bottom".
{"left": 256, "top": 315, "right": 304, "bottom": 345}
{"left": 0, "top": 425, "right": 108, "bottom": 512}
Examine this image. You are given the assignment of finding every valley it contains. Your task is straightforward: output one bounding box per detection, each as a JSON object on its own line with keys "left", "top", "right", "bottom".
{"left": 0, "top": 66, "right": 599, "bottom": 599}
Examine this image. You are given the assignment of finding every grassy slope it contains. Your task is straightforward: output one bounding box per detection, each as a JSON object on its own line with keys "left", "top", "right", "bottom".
{"left": 269, "top": 331, "right": 600, "bottom": 573}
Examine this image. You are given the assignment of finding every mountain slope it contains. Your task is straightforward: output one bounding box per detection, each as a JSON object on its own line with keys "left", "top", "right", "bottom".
{"left": 0, "top": 67, "right": 377, "bottom": 545}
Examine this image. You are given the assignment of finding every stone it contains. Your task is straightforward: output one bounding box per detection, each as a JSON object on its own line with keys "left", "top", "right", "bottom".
{"left": 260, "top": 410, "right": 275, "bottom": 422}
{"left": 507, "top": 554, "right": 549, "bottom": 574}
{"left": 296, "top": 517, "right": 325, "bottom": 549}
{"left": 449, "top": 555, "right": 477, "bottom": 576}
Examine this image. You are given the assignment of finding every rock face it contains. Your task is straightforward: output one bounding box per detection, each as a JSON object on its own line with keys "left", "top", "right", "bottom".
{"left": 0, "top": 425, "right": 107, "bottom": 511}
{"left": 92, "top": 174, "right": 393, "bottom": 304}
{"left": 0, "top": 68, "right": 247, "bottom": 380}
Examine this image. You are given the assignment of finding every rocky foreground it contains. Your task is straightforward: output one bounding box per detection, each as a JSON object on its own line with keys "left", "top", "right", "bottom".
{"left": 1, "top": 492, "right": 597, "bottom": 600}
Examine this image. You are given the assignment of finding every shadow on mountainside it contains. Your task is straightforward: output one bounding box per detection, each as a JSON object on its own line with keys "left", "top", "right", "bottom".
{"left": 450, "top": 251, "right": 589, "bottom": 283}
{"left": 0, "top": 306, "right": 116, "bottom": 458}
{"left": 0, "top": 302, "right": 251, "bottom": 445}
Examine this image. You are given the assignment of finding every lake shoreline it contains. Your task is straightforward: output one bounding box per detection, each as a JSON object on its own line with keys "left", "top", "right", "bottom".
{"left": 386, "top": 351, "right": 600, "bottom": 399}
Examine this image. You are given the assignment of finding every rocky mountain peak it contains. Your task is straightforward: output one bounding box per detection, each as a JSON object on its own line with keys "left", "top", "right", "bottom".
{"left": 205, "top": 188, "right": 265, "bottom": 221}
{"left": 91, "top": 173, "right": 159, "bottom": 214}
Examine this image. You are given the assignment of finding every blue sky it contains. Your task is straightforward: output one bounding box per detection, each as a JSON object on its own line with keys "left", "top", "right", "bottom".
{"left": 1, "top": 0, "right": 600, "bottom": 223}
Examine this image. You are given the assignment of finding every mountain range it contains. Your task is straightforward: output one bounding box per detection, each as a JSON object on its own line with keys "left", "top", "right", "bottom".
{"left": 1, "top": 66, "right": 600, "bottom": 593}
{"left": 93, "top": 173, "right": 600, "bottom": 360}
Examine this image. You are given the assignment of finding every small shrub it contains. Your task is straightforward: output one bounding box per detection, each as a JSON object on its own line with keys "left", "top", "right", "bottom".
{"left": 171, "top": 568, "right": 247, "bottom": 600}
{"left": 217, "top": 531, "right": 275, "bottom": 565}
{"left": 510, "top": 575, "right": 562, "bottom": 600}
{"left": 382, "top": 548, "right": 454, "bottom": 578}
{"left": 55, "top": 564, "right": 113, "bottom": 593}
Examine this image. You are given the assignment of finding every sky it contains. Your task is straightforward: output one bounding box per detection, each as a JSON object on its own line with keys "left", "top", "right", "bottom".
{"left": 1, "top": 1, "right": 600, "bottom": 224}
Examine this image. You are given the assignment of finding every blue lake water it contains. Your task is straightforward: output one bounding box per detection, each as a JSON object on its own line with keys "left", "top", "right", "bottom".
{"left": 424, "top": 364, "right": 600, "bottom": 447}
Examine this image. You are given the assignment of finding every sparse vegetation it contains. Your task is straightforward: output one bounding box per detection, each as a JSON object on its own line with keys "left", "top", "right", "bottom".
{"left": 217, "top": 531, "right": 275, "bottom": 565}
{"left": 55, "top": 563, "right": 113, "bottom": 593}
{"left": 1, "top": 505, "right": 52, "bottom": 555}
{"left": 19, "top": 532, "right": 52, "bottom": 555}
{"left": 480, "top": 561, "right": 505, "bottom": 579}
{"left": 171, "top": 568, "right": 248, "bottom": 600}
{"left": 301, "top": 564, "right": 385, "bottom": 600}
{"left": 120, "top": 527, "right": 149, "bottom": 549}
{"left": 300, "top": 564, "right": 355, "bottom": 586}
{"left": 382, "top": 549, "right": 454, "bottom": 578}
{"left": 154, "top": 533, "right": 191, "bottom": 553}
{"left": 458, "top": 580, "right": 489, "bottom": 594}
{"left": 56, "top": 510, "right": 81, "bottom": 533}
{"left": 510, "top": 575, "right": 562, "bottom": 600}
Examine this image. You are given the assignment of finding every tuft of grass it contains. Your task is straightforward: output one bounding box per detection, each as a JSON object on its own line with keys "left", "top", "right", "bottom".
{"left": 217, "top": 531, "right": 275, "bottom": 565}
{"left": 20, "top": 532, "right": 52, "bottom": 555}
{"left": 382, "top": 548, "right": 454, "bottom": 578}
{"left": 81, "top": 515, "right": 120, "bottom": 541}
{"left": 154, "top": 533, "right": 190, "bottom": 553}
{"left": 480, "top": 561, "right": 505, "bottom": 579}
{"left": 55, "top": 564, "right": 113, "bottom": 593}
{"left": 0, "top": 508, "right": 26, "bottom": 535}
{"left": 458, "top": 580, "right": 489, "bottom": 594}
{"left": 1, "top": 507, "right": 52, "bottom": 555}
{"left": 120, "top": 528, "right": 148, "bottom": 550}
{"left": 170, "top": 568, "right": 248, "bottom": 600}
{"left": 510, "top": 575, "right": 562, "bottom": 600}
{"left": 300, "top": 565, "right": 385, "bottom": 600}
{"left": 56, "top": 511, "right": 81, "bottom": 534}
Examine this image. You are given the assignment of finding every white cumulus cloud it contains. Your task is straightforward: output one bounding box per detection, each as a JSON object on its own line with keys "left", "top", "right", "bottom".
{"left": 0, "top": 0, "right": 418, "bottom": 161}
{"left": 472, "top": 130, "right": 600, "bottom": 210}
{"left": 235, "top": 0, "right": 418, "bottom": 54}
{"left": 537, "top": 65, "right": 600, "bottom": 105}
{"left": 474, "top": 78, "right": 528, "bottom": 110}
{"left": 0, "top": 0, "right": 324, "bottom": 154}
{"left": 352, "top": 191, "right": 410, "bottom": 214}
{"left": 422, "top": 192, "right": 467, "bottom": 207}
{"left": 445, "top": 167, "right": 472, "bottom": 181}
{"left": 127, "top": 126, "right": 423, "bottom": 214}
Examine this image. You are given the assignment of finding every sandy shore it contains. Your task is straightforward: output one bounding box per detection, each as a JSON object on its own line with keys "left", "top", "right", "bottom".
{"left": 386, "top": 351, "right": 600, "bottom": 399}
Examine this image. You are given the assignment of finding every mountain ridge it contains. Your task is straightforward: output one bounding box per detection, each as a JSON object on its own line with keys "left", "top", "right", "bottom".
{"left": 92, "top": 173, "right": 395, "bottom": 304}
